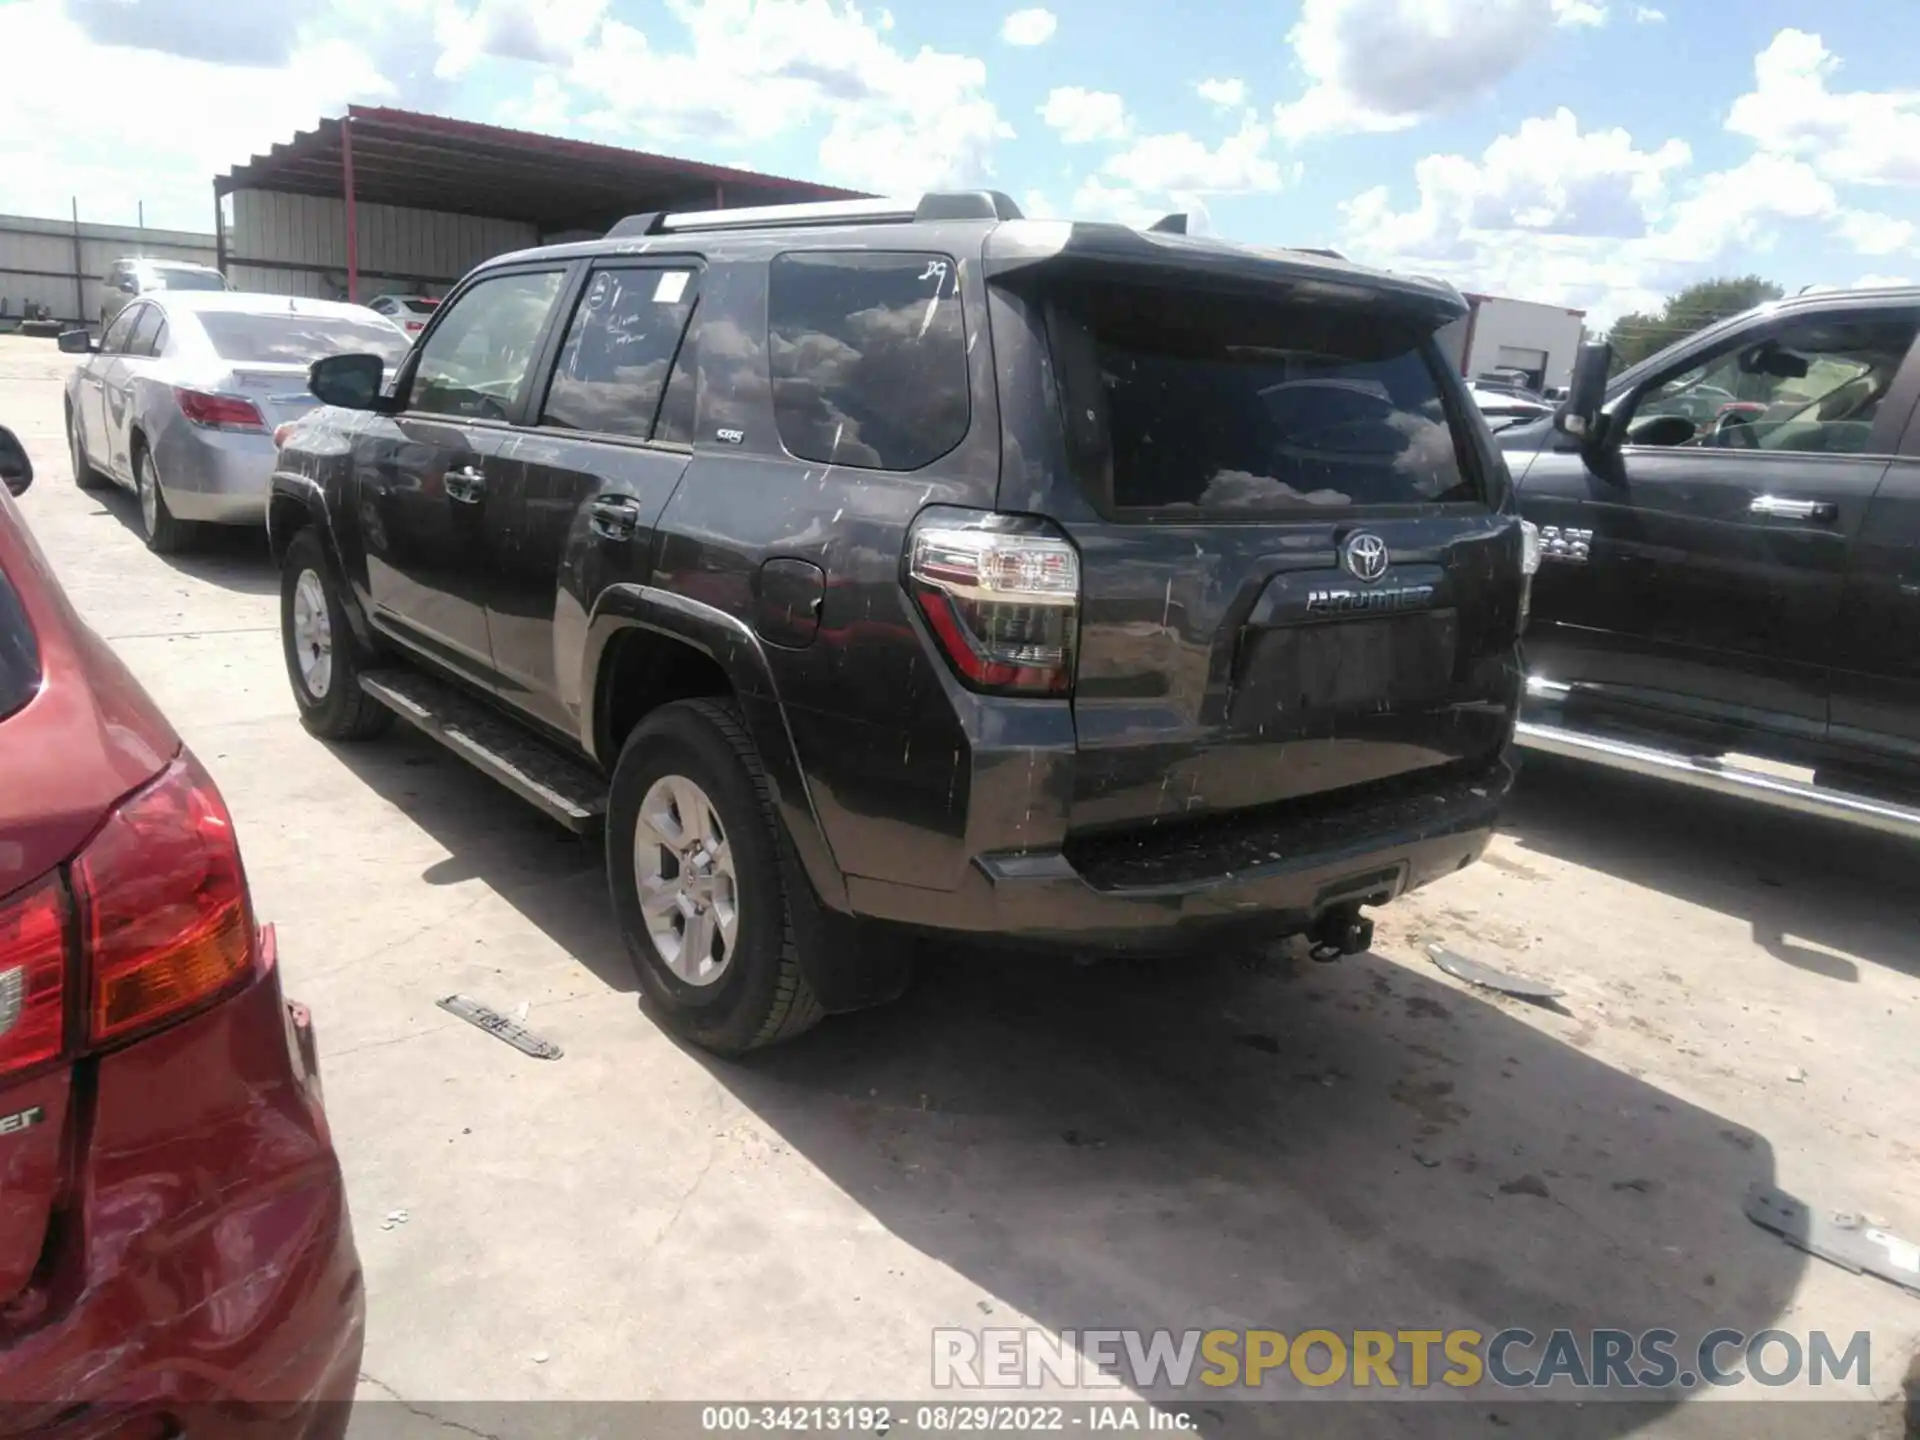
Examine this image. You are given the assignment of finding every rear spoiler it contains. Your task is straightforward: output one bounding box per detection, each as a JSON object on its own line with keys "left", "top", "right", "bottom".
{"left": 982, "top": 221, "right": 1467, "bottom": 326}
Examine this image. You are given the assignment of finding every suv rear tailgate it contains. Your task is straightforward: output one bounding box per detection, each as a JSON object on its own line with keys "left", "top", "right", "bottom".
{"left": 983, "top": 226, "right": 1524, "bottom": 836}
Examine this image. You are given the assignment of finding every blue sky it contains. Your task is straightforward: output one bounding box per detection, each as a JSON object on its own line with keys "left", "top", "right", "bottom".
{"left": 2, "top": 0, "right": 1916, "bottom": 325}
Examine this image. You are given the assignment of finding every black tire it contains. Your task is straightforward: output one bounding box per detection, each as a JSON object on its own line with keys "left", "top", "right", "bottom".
{"left": 133, "top": 443, "right": 195, "bottom": 554}
{"left": 65, "top": 403, "right": 106, "bottom": 491}
{"left": 281, "top": 528, "right": 393, "bottom": 741}
{"left": 608, "top": 698, "right": 824, "bottom": 1054}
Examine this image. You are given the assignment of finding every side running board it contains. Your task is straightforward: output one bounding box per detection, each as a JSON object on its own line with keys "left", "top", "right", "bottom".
{"left": 1515, "top": 719, "right": 1920, "bottom": 842}
{"left": 358, "top": 669, "right": 607, "bottom": 836}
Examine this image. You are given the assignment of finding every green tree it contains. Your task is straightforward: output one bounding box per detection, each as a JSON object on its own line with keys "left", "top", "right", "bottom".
{"left": 1606, "top": 276, "right": 1786, "bottom": 373}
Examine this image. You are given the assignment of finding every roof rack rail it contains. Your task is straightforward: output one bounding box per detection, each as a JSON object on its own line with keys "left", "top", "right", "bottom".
{"left": 605, "top": 190, "right": 1024, "bottom": 240}
{"left": 1287, "top": 246, "right": 1346, "bottom": 260}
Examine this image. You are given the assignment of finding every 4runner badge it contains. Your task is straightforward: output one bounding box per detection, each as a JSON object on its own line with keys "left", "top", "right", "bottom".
{"left": 1341, "top": 532, "right": 1390, "bottom": 583}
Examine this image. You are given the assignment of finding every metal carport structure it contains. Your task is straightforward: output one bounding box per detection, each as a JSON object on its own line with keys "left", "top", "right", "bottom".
{"left": 214, "top": 106, "right": 864, "bottom": 303}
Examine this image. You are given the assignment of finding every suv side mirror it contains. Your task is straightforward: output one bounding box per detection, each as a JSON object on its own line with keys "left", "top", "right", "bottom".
{"left": 58, "top": 328, "right": 98, "bottom": 354}
{"left": 0, "top": 425, "right": 33, "bottom": 497}
{"left": 309, "top": 352, "right": 390, "bottom": 411}
{"left": 1555, "top": 341, "right": 1612, "bottom": 442}
{"left": 117, "top": 275, "right": 139, "bottom": 295}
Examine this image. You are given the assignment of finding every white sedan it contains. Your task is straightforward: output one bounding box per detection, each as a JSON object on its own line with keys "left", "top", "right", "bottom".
{"left": 59, "top": 292, "right": 409, "bottom": 552}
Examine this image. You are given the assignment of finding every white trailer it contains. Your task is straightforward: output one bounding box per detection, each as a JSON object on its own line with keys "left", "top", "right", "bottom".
{"left": 1434, "top": 293, "right": 1587, "bottom": 394}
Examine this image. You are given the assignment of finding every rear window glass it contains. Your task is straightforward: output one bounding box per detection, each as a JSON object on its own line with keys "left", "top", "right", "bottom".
{"left": 198, "top": 313, "right": 410, "bottom": 367}
{"left": 768, "top": 251, "right": 969, "bottom": 471}
{"left": 541, "top": 268, "right": 699, "bottom": 440}
{"left": 0, "top": 565, "right": 40, "bottom": 724}
{"left": 151, "top": 268, "right": 226, "bottom": 292}
{"left": 1051, "top": 283, "right": 1479, "bottom": 513}
{"left": 403, "top": 298, "right": 438, "bottom": 315}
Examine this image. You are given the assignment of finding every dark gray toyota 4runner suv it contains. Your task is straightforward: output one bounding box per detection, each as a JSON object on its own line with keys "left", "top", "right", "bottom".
{"left": 269, "top": 191, "right": 1536, "bottom": 1053}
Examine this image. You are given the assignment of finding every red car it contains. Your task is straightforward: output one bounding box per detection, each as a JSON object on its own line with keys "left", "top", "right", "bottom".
{"left": 0, "top": 426, "right": 362, "bottom": 1434}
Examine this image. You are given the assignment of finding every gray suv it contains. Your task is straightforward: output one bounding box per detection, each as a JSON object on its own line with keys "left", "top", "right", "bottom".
{"left": 100, "top": 258, "right": 229, "bottom": 329}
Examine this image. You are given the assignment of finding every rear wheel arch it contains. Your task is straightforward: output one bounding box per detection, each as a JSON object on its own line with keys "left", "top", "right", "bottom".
{"left": 582, "top": 586, "right": 851, "bottom": 917}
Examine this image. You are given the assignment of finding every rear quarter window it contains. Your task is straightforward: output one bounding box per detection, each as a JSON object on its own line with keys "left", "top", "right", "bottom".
{"left": 0, "top": 564, "right": 40, "bottom": 723}
{"left": 1050, "top": 281, "right": 1481, "bottom": 514}
{"left": 767, "top": 251, "right": 969, "bottom": 471}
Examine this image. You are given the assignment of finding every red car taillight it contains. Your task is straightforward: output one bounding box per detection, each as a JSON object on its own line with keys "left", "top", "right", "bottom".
{"left": 0, "top": 878, "right": 68, "bottom": 1080}
{"left": 73, "top": 752, "right": 257, "bottom": 1047}
{"left": 0, "top": 752, "right": 257, "bottom": 1076}
{"left": 908, "top": 518, "right": 1081, "bottom": 695}
{"left": 173, "top": 388, "right": 266, "bottom": 432}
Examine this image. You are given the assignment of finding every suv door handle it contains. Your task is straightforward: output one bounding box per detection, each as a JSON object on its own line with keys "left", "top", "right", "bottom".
{"left": 445, "top": 465, "right": 486, "bottom": 503}
{"left": 589, "top": 494, "right": 641, "bottom": 542}
{"left": 1750, "top": 495, "right": 1836, "bottom": 522}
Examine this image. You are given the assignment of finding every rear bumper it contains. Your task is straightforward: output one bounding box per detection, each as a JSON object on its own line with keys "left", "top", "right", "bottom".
{"left": 0, "top": 931, "right": 364, "bottom": 1435}
{"left": 152, "top": 420, "right": 274, "bottom": 526}
{"left": 846, "top": 753, "right": 1515, "bottom": 952}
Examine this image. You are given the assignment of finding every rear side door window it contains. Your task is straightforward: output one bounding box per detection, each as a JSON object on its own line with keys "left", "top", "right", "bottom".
{"left": 539, "top": 267, "right": 700, "bottom": 441}
{"left": 407, "top": 270, "right": 567, "bottom": 423}
{"left": 767, "top": 251, "right": 969, "bottom": 470}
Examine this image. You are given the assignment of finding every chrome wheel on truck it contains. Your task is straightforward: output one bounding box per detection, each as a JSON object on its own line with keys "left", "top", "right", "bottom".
{"left": 634, "top": 774, "right": 740, "bottom": 987}
{"left": 290, "top": 569, "right": 334, "bottom": 700}
{"left": 607, "top": 698, "right": 823, "bottom": 1053}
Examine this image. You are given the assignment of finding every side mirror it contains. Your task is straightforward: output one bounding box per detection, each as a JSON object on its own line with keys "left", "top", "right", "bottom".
{"left": 309, "top": 352, "right": 389, "bottom": 410}
{"left": 1624, "top": 413, "right": 1698, "bottom": 448}
{"left": 0, "top": 425, "right": 33, "bottom": 497}
{"left": 117, "top": 276, "right": 139, "bottom": 295}
{"left": 57, "top": 328, "right": 98, "bottom": 355}
{"left": 1554, "top": 341, "right": 1612, "bottom": 442}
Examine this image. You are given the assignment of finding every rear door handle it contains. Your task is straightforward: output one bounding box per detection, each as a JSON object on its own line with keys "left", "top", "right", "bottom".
{"left": 1750, "top": 495, "right": 1836, "bottom": 522}
{"left": 446, "top": 465, "right": 486, "bottom": 503}
{"left": 589, "top": 494, "right": 641, "bottom": 542}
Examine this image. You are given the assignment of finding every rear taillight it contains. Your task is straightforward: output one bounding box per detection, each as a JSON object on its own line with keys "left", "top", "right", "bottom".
{"left": 405, "top": 321, "right": 424, "bottom": 333}
{"left": 173, "top": 388, "right": 266, "bottom": 432}
{"left": 908, "top": 518, "right": 1080, "bottom": 695}
{"left": 0, "top": 878, "right": 67, "bottom": 1080}
{"left": 72, "top": 751, "right": 256, "bottom": 1047}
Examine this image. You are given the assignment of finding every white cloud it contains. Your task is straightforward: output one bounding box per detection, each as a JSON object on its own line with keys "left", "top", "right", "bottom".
{"left": 999, "top": 7, "right": 1057, "bottom": 45}
{"left": 1550, "top": 0, "right": 1607, "bottom": 25}
{"left": 1274, "top": 0, "right": 1605, "bottom": 142}
{"left": 1854, "top": 273, "right": 1915, "bottom": 288}
{"left": 1632, "top": 5, "right": 1665, "bottom": 21}
{"left": 1728, "top": 29, "right": 1920, "bottom": 188}
{"left": 1834, "top": 210, "right": 1919, "bottom": 256}
{"left": 0, "top": 0, "right": 390, "bottom": 232}
{"left": 1331, "top": 108, "right": 1837, "bottom": 327}
{"left": 1039, "top": 88, "right": 1129, "bottom": 144}
{"left": 560, "top": 0, "right": 1014, "bottom": 196}
{"left": 1105, "top": 118, "right": 1285, "bottom": 194}
{"left": 435, "top": 0, "right": 610, "bottom": 77}
{"left": 1197, "top": 77, "right": 1249, "bottom": 109}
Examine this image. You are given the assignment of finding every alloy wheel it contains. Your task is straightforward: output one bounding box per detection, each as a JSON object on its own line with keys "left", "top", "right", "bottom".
{"left": 291, "top": 568, "right": 333, "bottom": 699}
{"left": 634, "top": 774, "right": 739, "bottom": 987}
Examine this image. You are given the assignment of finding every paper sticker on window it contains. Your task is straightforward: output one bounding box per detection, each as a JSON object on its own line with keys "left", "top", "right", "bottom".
{"left": 654, "top": 271, "right": 690, "bottom": 304}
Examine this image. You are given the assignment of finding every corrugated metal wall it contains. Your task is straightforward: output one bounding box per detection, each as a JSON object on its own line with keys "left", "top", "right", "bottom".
{"left": 0, "top": 213, "right": 215, "bottom": 325}
{"left": 228, "top": 190, "right": 538, "bottom": 301}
